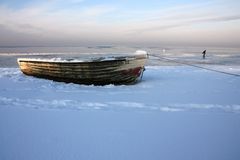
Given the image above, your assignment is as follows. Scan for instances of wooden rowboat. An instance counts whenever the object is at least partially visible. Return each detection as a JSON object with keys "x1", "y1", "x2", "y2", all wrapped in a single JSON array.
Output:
[{"x1": 17, "y1": 51, "x2": 148, "y2": 85}]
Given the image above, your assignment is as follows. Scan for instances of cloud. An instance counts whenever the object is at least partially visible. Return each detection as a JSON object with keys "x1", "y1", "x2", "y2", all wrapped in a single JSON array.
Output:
[
  {"x1": 200, "y1": 15, "x2": 240, "y2": 22},
  {"x1": 0, "y1": 2, "x2": 122, "y2": 46},
  {"x1": 41, "y1": 0, "x2": 85, "y2": 4},
  {"x1": 133, "y1": 14, "x2": 240, "y2": 33},
  {"x1": 0, "y1": 0, "x2": 240, "y2": 46},
  {"x1": 68, "y1": 0, "x2": 85, "y2": 4},
  {"x1": 0, "y1": 24, "x2": 46, "y2": 46},
  {"x1": 81, "y1": 5, "x2": 116, "y2": 17},
  {"x1": 121, "y1": 1, "x2": 240, "y2": 40},
  {"x1": 0, "y1": 2, "x2": 117, "y2": 34}
]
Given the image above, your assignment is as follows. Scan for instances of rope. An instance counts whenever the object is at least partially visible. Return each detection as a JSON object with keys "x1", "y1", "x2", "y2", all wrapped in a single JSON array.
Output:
[{"x1": 149, "y1": 54, "x2": 240, "y2": 77}]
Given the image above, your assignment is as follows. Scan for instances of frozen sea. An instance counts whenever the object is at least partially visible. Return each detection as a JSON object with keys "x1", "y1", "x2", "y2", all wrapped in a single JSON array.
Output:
[{"x1": 0, "y1": 46, "x2": 240, "y2": 160}]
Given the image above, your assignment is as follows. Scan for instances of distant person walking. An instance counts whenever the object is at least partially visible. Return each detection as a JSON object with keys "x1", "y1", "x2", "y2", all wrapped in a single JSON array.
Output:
[{"x1": 202, "y1": 50, "x2": 206, "y2": 59}]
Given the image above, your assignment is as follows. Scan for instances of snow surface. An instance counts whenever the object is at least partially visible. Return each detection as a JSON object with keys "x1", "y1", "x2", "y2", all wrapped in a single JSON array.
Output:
[
  {"x1": 1, "y1": 66, "x2": 240, "y2": 160},
  {"x1": 17, "y1": 50, "x2": 148, "y2": 63}
]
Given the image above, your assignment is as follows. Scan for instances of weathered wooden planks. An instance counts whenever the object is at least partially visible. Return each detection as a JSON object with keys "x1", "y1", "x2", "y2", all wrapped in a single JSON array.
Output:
[{"x1": 18, "y1": 54, "x2": 147, "y2": 85}]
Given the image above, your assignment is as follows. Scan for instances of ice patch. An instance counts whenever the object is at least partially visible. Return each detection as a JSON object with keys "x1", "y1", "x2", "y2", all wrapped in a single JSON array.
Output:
[
  {"x1": 160, "y1": 107, "x2": 184, "y2": 112},
  {"x1": 1, "y1": 67, "x2": 240, "y2": 114},
  {"x1": 1, "y1": 96, "x2": 240, "y2": 113},
  {"x1": 215, "y1": 54, "x2": 231, "y2": 57},
  {"x1": 108, "y1": 102, "x2": 145, "y2": 108},
  {"x1": 0, "y1": 68, "x2": 21, "y2": 78},
  {"x1": 169, "y1": 103, "x2": 240, "y2": 113}
]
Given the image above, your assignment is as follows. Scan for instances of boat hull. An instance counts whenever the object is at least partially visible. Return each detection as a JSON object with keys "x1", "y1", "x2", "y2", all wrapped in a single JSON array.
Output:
[{"x1": 18, "y1": 55, "x2": 147, "y2": 85}]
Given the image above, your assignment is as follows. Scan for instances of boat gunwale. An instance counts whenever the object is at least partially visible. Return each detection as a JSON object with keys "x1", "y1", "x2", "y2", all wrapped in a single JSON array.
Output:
[{"x1": 17, "y1": 55, "x2": 147, "y2": 64}]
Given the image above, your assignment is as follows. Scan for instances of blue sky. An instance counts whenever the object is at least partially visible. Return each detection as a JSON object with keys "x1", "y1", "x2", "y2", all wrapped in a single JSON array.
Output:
[{"x1": 0, "y1": 0, "x2": 240, "y2": 47}]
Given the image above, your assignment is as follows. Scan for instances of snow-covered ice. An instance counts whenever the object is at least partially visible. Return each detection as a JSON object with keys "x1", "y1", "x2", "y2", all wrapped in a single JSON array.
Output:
[
  {"x1": 1, "y1": 66, "x2": 240, "y2": 160},
  {"x1": 1, "y1": 66, "x2": 240, "y2": 113}
]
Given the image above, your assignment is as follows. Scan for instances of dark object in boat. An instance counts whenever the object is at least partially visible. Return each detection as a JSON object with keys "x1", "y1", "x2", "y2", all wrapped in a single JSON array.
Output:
[{"x1": 17, "y1": 51, "x2": 148, "y2": 85}]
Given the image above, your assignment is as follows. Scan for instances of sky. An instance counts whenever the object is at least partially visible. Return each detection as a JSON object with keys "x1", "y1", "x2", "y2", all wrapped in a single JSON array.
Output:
[{"x1": 0, "y1": 0, "x2": 240, "y2": 47}]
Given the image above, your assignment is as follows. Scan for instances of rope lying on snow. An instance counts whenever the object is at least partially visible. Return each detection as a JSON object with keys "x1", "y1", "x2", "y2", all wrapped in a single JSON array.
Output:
[{"x1": 149, "y1": 54, "x2": 240, "y2": 77}]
